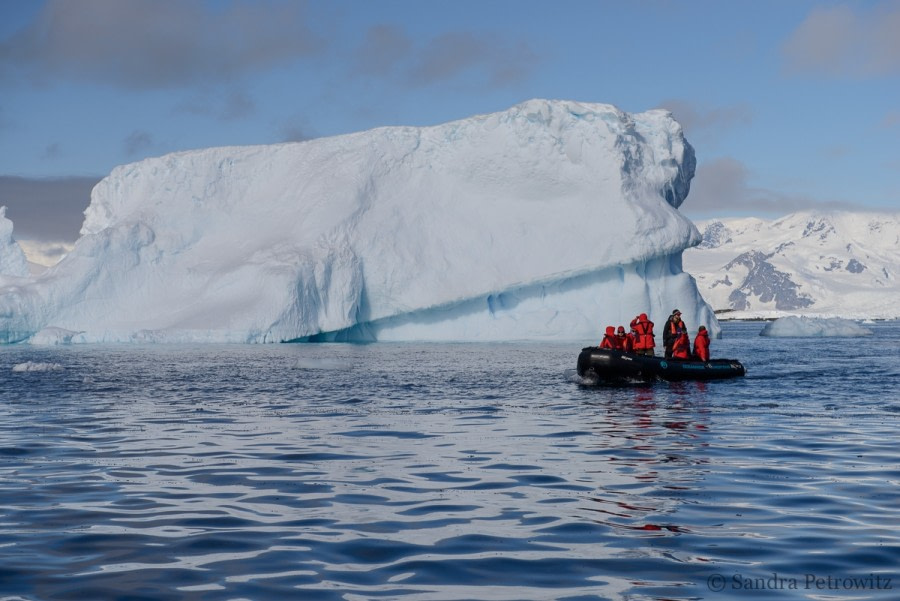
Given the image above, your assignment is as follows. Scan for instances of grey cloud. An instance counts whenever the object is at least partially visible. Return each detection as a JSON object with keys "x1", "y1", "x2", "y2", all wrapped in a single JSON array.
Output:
[
  {"x1": 487, "y1": 41, "x2": 539, "y2": 87},
  {"x1": 173, "y1": 97, "x2": 217, "y2": 118},
  {"x1": 0, "y1": 0, "x2": 324, "y2": 89},
  {"x1": 882, "y1": 111, "x2": 900, "y2": 128},
  {"x1": 0, "y1": 175, "x2": 99, "y2": 242},
  {"x1": 409, "y1": 32, "x2": 537, "y2": 87},
  {"x1": 782, "y1": 3, "x2": 900, "y2": 77},
  {"x1": 822, "y1": 145, "x2": 850, "y2": 160},
  {"x1": 176, "y1": 89, "x2": 257, "y2": 121},
  {"x1": 354, "y1": 25, "x2": 412, "y2": 77},
  {"x1": 277, "y1": 109, "x2": 318, "y2": 142},
  {"x1": 123, "y1": 130, "x2": 154, "y2": 157},
  {"x1": 408, "y1": 32, "x2": 494, "y2": 85},
  {"x1": 280, "y1": 123, "x2": 316, "y2": 143},
  {"x1": 221, "y1": 90, "x2": 255, "y2": 121},
  {"x1": 685, "y1": 157, "x2": 859, "y2": 217},
  {"x1": 355, "y1": 25, "x2": 538, "y2": 88},
  {"x1": 658, "y1": 100, "x2": 753, "y2": 143},
  {"x1": 41, "y1": 143, "x2": 62, "y2": 159}
]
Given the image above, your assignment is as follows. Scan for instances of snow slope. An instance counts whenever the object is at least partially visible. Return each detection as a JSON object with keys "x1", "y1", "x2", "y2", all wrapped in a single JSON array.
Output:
[
  {"x1": 0, "y1": 99, "x2": 714, "y2": 344},
  {"x1": 684, "y1": 211, "x2": 900, "y2": 320}
]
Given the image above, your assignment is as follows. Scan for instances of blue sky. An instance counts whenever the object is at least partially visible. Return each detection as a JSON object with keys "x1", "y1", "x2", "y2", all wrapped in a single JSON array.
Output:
[{"x1": 1, "y1": 0, "x2": 898, "y2": 247}]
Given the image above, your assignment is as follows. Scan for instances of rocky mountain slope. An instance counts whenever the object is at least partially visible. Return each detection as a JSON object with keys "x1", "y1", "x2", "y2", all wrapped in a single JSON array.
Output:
[{"x1": 683, "y1": 211, "x2": 900, "y2": 319}]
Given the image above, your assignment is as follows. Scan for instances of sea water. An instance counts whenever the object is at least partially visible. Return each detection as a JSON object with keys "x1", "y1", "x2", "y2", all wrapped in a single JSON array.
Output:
[{"x1": 1, "y1": 321, "x2": 899, "y2": 601}]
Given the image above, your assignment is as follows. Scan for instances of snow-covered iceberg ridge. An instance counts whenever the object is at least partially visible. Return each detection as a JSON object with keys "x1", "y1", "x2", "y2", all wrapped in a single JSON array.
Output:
[{"x1": 0, "y1": 99, "x2": 714, "y2": 343}]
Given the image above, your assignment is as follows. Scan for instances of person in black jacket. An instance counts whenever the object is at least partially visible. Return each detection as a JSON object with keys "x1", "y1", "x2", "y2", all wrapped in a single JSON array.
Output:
[{"x1": 662, "y1": 309, "x2": 687, "y2": 359}]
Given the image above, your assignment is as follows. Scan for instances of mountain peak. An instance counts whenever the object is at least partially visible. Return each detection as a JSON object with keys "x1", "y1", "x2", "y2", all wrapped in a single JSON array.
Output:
[{"x1": 684, "y1": 210, "x2": 900, "y2": 319}]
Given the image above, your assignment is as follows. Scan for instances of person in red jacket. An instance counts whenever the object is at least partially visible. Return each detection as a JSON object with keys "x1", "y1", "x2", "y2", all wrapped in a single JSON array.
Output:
[
  {"x1": 616, "y1": 326, "x2": 634, "y2": 353},
  {"x1": 599, "y1": 326, "x2": 619, "y2": 349},
  {"x1": 693, "y1": 325, "x2": 710, "y2": 362},
  {"x1": 671, "y1": 329, "x2": 691, "y2": 359},
  {"x1": 630, "y1": 313, "x2": 655, "y2": 356}
]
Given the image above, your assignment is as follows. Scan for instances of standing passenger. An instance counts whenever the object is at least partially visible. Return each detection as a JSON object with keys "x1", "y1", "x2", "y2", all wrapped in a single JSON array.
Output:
[
  {"x1": 693, "y1": 325, "x2": 710, "y2": 362},
  {"x1": 630, "y1": 313, "x2": 656, "y2": 356},
  {"x1": 662, "y1": 309, "x2": 686, "y2": 359}
]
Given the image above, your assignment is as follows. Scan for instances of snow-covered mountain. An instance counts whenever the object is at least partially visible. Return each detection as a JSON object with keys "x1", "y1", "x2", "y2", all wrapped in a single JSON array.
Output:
[
  {"x1": 683, "y1": 211, "x2": 900, "y2": 320},
  {"x1": 0, "y1": 99, "x2": 715, "y2": 344}
]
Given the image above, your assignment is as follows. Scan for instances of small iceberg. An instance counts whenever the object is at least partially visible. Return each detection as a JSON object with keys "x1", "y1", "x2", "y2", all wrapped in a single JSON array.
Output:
[
  {"x1": 12, "y1": 361, "x2": 64, "y2": 372},
  {"x1": 759, "y1": 316, "x2": 873, "y2": 337}
]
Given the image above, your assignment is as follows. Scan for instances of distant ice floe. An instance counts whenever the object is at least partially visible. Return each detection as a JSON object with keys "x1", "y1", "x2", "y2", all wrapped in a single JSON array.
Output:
[
  {"x1": 12, "y1": 361, "x2": 64, "y2": 372},
  {"x1": 759, "y1": 316, "x2": 873, "y2": 337},
  {"x1": 294, "y1": 358, "x2": 352, "y2": 370}
]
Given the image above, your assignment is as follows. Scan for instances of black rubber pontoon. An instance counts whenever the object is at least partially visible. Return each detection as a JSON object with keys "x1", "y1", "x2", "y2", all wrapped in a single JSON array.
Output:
[{"x1": 577, "y1": 347, "x2": 745, "y2": 382}]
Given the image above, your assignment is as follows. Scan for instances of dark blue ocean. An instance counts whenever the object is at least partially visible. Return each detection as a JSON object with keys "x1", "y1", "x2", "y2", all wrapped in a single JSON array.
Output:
[{"x1": 2, "y1": 321, "x2": 899, "y2": 601}]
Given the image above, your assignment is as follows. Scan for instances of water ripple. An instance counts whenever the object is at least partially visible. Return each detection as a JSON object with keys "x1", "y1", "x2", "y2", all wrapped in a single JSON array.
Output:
[{"x1": 1, "y1": 323, "x2": 899, "y2": 599}]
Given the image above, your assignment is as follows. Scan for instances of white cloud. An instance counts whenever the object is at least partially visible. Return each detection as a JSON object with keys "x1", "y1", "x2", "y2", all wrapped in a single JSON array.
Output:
[{"x1": 17, "y1": 239, "x2": 74, "y2": 269}]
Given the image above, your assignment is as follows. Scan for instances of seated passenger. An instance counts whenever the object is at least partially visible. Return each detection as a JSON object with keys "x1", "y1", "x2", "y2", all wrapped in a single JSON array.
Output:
[
  {"x1": 693, "y1": 325, "x2": 710, "y2": 362},
  {"x1": 671, "y1": 330, "x2": 691, "y2": 360},
  {"x1": 616, "y1": 326, "x2": 634, "y2": 352},
  {"x1": 599, "y1": 326, "x2": 619, "y2": 349}
]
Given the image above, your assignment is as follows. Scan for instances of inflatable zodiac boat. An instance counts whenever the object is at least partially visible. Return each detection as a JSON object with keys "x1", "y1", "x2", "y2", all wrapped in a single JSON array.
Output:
[{"x1": 576, "y1": 347, "x2": 745, "y2": 382}]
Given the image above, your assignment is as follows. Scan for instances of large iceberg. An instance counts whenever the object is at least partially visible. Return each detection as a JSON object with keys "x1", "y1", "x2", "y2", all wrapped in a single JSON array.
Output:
[{"x1": 0, "y1": 99, "x2": 716, "y2": 344}]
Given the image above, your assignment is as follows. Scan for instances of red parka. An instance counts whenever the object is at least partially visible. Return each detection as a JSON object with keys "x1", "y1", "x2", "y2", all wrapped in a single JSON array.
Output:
[
  {"x1": 672, "y1": 332, "x2": 691, "y2": 359},
  {"x1": 599, "y1": 326, "x2": 619, "y2": 349},
  {"x1": 693, "y1": 328, "x2": 710, "y2": 362},
  {"x1": 630, "y1": 314, "x2": 655, "y2": 351},
  {"x1": 616, "y1": 326, "x2": 634, "y2": 353}
]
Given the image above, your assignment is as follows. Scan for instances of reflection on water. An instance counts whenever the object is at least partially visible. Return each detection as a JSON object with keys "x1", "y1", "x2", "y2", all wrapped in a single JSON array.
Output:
[{"x1": 1, "y1": 322, "x2": 899, "y2": 600}]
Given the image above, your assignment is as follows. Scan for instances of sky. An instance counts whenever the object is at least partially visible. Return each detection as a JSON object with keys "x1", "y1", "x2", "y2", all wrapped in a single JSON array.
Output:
[{"x1": 1, "y1": 0, "x2": 898, "y2": 263}]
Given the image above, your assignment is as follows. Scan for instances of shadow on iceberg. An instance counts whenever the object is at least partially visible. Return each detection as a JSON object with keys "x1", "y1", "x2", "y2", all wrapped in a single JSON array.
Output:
[{"x1": 288, "y1": 257, "x2": 716, "y2": 343}]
